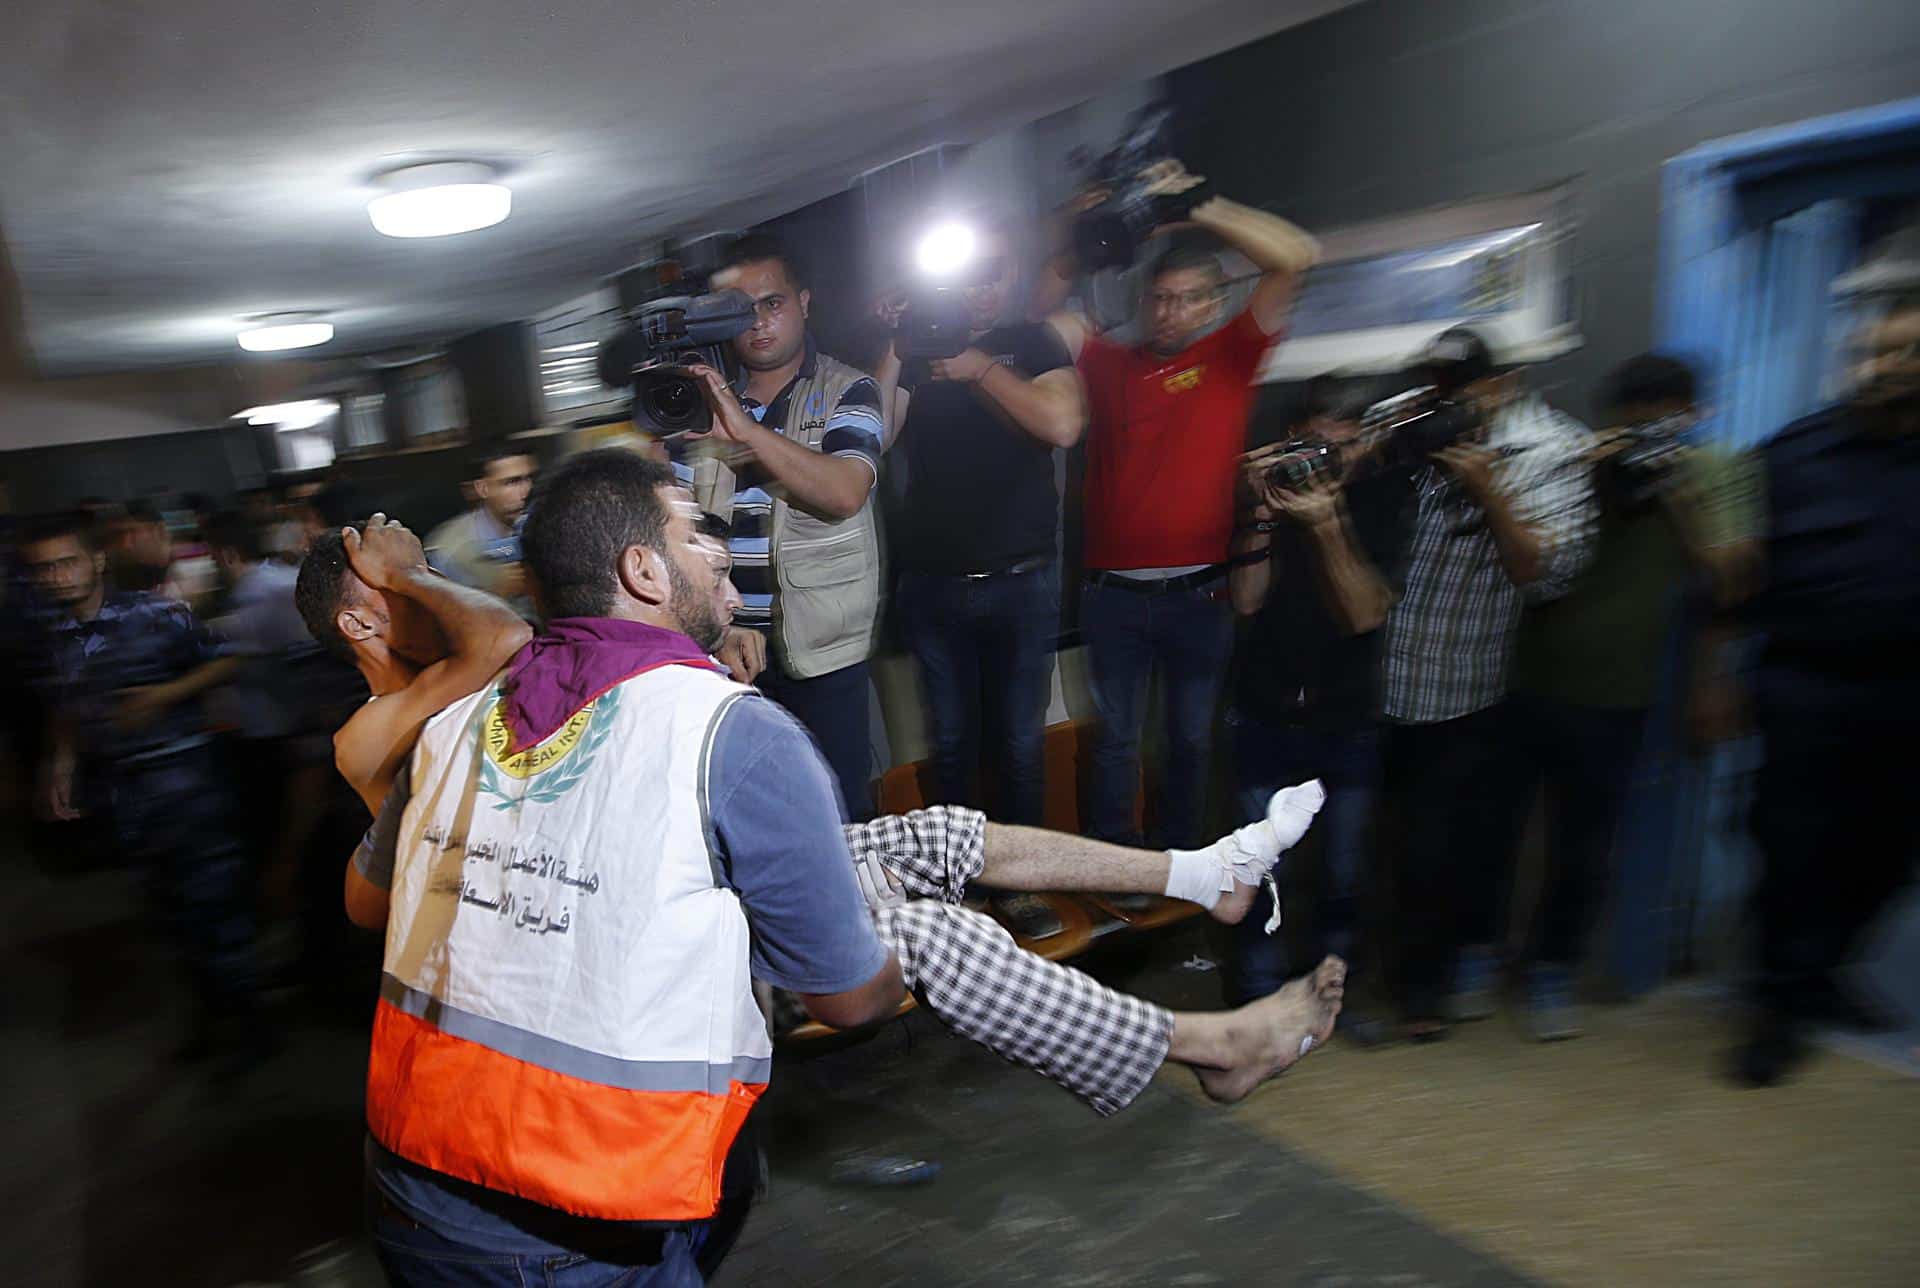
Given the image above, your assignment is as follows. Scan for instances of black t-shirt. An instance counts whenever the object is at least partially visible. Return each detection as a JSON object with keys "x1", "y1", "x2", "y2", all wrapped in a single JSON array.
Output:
[
  {"x1": 895, "y1": 322, "x2": 1074, "y2": 575},
  {"x1": 1233, "y1": 465, "x2": 1417, "y2": 726}
]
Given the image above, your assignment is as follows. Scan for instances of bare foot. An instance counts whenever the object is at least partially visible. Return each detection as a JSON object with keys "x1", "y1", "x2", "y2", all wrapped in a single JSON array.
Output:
[{"x1": 1196, "y1": 956, "x2": 1345, "y2": 1104}]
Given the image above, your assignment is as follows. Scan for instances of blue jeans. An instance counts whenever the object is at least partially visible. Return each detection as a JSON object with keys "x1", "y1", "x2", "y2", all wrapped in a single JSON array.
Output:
[
  {"x1": 1080, "y1": 577, "x2": 1235, "y2": 849},
  {"x1": 898, "y1": 564, "x2": 1060, "y2": 825},
  {"x1": 760, "y1": 656, "x2": 873, "y2": 822},
  {"x1": 369, "y1": 1191, "x2": 749, "y2": 1286},
  {"x1": 1229, "y1": 714, "x2": 1383, "y2": 1002}
]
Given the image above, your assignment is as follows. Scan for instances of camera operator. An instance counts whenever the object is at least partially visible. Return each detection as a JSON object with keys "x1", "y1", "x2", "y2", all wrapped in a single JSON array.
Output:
[
  {"x1": 871, "y1": 221, "x2": 1086, "y2": 936},
  {"x1": 1042, "y1": 164, "x2": 1319, "y2": 853},
  {"x1": 1732, "y1": 289, "x2": 1920, "y2": 1086},
  {"x1": 1379, "y1": 327, "x2": 1597, "y2": 1042},
  {"x1": 1227, "y1": 375, "x2": 1416, "y2": 1045},
  {"x1": 674, "y1": 232, "x2": 886, "y2": 820},
  {"x1": 1489, "y1": 353, "x2": 1760, "y2": 1041}
]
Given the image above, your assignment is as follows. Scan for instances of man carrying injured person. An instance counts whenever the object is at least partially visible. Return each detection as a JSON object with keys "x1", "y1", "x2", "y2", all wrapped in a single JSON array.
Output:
[{"x1": 298, "y1": 449, "x2": 1341, "y2": 1282}]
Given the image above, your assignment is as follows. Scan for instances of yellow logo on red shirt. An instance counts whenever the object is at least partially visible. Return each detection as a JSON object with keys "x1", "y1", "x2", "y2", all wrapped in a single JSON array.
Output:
[{"x1": 1162, "y1": 365, "x2": 1206, "y2": 394}]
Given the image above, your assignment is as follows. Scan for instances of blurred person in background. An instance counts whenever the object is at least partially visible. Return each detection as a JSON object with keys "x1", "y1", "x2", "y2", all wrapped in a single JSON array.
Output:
[
  {"x1": 20, "y1": 510, "x2": 267, "y2": 1076},
  {"x1": 1489, "y1": 354, "x2": 1761, "y2": 1041},
  {"x1": 1379, "y1": 328, "x2": 1597, "y2": 1042},
  {"x1": 107, "y1": 498, "x2": 173, "y2": 594},
  {"x1": 425, "y1": 445, "x2": 537, "y2": 616},
  {"x1": 1228, "y1": 374, "x2": 1417, "y2": 1045},
  {"x1": 1734, "y1": 289, "x2": 1920, "y2": 1086},
  {"x1": 873, "y1": 218, "x2": 1086, "y2": 937},
  {"x1": 674, "y1": 232, "x2": 887, "y2": 820},
  {"x1": 204, "y1": 508, "x2": 325, "y2": 949},
  {"x1": 1044, "y1": 164, "x2": 1319, "y2": 860}
]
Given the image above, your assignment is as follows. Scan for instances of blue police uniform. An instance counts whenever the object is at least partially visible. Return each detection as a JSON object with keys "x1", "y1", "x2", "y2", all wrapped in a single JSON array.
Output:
[{"x1": 36, "y1": 591, "x2": 259, "y2": 1020}]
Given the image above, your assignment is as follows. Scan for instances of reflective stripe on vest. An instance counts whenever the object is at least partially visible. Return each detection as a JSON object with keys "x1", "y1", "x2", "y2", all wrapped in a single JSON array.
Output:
[{"x1": 369, "y1": 663, "x2": 771, "y2": 1222}]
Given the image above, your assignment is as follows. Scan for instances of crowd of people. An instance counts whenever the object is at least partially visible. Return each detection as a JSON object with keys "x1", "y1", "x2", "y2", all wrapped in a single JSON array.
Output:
[{"x1": 2, "y1": 165, "x2": 1915, "y2": 1282}]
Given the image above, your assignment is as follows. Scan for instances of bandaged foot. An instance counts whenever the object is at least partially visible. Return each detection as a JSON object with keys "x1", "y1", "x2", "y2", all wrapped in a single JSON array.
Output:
[
  {"x1": 1196, "y1": 955, "x2": 1345, "y2": 1105},
  {"x1": 1164, "y1": 779, "x2": 1326, "y2": 925}
]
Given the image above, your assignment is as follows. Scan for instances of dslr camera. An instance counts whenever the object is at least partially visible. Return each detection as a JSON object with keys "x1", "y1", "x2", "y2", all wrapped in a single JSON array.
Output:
[
  {"x1": 1359, "y1": 388, "x2": 1485, "y2": 470},
  {"x1": 1263, "y1": 440, "x2": 1340, "y2": 492},
  {"x1": 1071, "y1": 102, "x2": 1208, "y2": 274},
  {"x1": 597, "y1": 289, "x2": 758, "y2": 436},
  {"x1": 895, "y1": 285, "x2": 976, "y2": 362},
  {"x1": 1604, "y1": 414, "x2": 1689, "y2": 510}
]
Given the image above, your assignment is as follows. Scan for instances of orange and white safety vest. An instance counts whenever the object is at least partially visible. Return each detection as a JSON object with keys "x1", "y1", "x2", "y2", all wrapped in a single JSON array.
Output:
[{"x1": 367, "y1": 663, "x2": 768, "y2": 1222}]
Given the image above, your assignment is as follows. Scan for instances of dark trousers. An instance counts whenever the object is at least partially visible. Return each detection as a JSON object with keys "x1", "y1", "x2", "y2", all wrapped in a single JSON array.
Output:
[
  {"x1": 111, "y1": 748, "x2": 259, "y2": 1016},
  {"x1": 1229, "y1": 713, "x2": 1383, "y2": 1002},
  {"x1": 898, "y1": 564, "x2": 1059, "y2": 826},
  {"x1": 1387, "y1": 707, "x2": 1507, "y2": 1019},
  {"x1": 760, "y1": 656, "x2": 874, "y2": 822},
  {"x1": 370, "y1": 1189, "x2": 751, "y2": 1287},
  {"x1": 1750, "y1": 701, "x2": 1915, "y2": 1022},
  {"x1": 1080, "y1": 578, "x2": 1235, "y2": 849},
  {"x1": 1486, "y1": 693, "x2": 1649, "y2": 968}
]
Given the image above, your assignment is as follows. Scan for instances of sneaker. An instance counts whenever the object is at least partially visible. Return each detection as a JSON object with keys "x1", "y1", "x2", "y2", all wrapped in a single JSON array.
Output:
[
  {"x1": 1732, "y1": 1013, "x2": 1809, "y2": 1087},
  {"x1": 1448, "y1": 946, "x2": 1499, "y2": 1022},
  {"x1": 992, "y1": 892, "x2": 1064, "y2": 940},
  {"x1": 1336, "y1": 1008, "x2": 1393, "y2": 1049},
  {"x1": 1525, "y1": 964, "x2": 1583, "y2": 1042}
]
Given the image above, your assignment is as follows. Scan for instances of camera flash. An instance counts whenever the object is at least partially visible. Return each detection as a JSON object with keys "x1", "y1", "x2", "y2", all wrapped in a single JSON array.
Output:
[{"x1": 916, "y1": 222, "x2": 977, "y2": 278}]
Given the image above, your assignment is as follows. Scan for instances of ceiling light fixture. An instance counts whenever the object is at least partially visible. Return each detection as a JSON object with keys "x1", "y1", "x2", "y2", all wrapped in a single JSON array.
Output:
[
  {"x1": 368, "y1": 162, "x2": 512, "y2": 238},
  {"x1": 237, "y1": 313, "x2": 334, "y2": 352},
  {"x1": 234, "y1": 400, "x2": 340, "y2": 431}
]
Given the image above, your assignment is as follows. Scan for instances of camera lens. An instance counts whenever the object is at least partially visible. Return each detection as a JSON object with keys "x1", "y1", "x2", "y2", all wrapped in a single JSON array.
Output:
[{"x1": 639, "y1": 371, "x2": 702, "y2": 431}]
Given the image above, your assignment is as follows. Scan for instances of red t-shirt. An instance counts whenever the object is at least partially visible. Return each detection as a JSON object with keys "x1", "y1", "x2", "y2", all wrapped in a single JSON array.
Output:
[{"x1": 1077, "y1": 310, "x2": 1276, "y2": 570}]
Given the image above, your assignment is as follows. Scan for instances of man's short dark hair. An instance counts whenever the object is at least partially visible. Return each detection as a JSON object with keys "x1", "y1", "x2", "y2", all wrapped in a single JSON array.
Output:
[
  {"x1": 521, "y1": 449, "x2": 678, "y2": 620},
  {"x1": 469, "y1": 443, "x2": 535, "y2": 482},
  {"x1": 1299, "y1": 371, "x2": 1382, "y2": 426},
  {"x1": 295, "y1": 529, "x2": 359, "y2": 660},
  {"x1": 203, "y1": 509, "x2": 264, "y2": 563},
  {"x1": 722, "y1": 232, "x2": 807, "y2": 290},
  {"x1": 122, "y1": 498, "x2": 166, "y2": 527},
  {"x1": 1147, "y1": 241, "x2": 1224, "y2": 287},
  {"x1": 20, "y1": 509, "x2": 98, "y2": 553},
  {"x1": 1601, "y1": 353, "x2": 1699, "y2": 418},
  {"x1": 308, "y1": 481, "x2": 370, "y2": 531}
]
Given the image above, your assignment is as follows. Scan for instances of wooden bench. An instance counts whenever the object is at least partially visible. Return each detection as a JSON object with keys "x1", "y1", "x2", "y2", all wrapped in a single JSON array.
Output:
[{"x1": 779, "y1": 719, "x2": 1199, "y2": 1042}]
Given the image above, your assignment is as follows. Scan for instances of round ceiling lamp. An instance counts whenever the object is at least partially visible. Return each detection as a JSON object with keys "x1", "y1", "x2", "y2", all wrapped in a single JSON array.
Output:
[
  {"x1": 237, "y1": 313, "x2": 334, "y2": 352},
  {"x1": 368, "y1": 162, "x2": 512, "y2": 239}
]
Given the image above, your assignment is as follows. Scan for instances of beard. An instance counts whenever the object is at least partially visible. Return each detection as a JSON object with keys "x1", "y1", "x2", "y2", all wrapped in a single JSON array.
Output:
[{"x1": 666, "y1": 557, "x2": 727, "y2": 654}]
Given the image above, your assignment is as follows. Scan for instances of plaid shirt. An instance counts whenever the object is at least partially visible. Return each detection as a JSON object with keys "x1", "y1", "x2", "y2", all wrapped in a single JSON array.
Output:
[{"x1": 1382, "y1": 396, "x2": 1597, "y2": 724}]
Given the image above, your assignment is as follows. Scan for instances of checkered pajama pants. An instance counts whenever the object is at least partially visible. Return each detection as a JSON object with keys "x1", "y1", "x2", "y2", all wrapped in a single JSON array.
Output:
[{"x1": 845, "y1": 807, "x2": 1174, "y2": 1117}]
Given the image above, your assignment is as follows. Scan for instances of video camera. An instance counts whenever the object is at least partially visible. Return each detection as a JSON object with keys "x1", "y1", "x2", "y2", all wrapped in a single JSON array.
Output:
[
  {"x1": 888, "y1": 221, "x2": 997, "y2": 362},
  {"x1": 1070, "y1": 102, "x2": 1208, "y2": 274},
  {"x1": 597, "y1": 289, "x2": 758, "y2": 435}
]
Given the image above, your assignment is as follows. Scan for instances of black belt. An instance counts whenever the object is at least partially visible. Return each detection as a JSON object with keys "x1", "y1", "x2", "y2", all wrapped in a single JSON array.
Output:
[
  {"x1": 1084, "y1": 566, "x2": 1226, "y2": 595},
  {"x1": 958, "y1": 556, "x2": 1052, "y2": 581}
]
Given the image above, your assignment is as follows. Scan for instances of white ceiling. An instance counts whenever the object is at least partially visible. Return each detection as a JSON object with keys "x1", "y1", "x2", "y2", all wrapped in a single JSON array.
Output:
[{"x1": 0, "y1": 0, "x2": 1352, "y2": 377}]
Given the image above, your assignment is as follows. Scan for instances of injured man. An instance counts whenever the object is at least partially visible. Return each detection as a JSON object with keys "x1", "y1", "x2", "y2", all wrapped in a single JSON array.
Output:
[{"x1": 297, "y1": 497, "x2": 1343, "y2": 1125}]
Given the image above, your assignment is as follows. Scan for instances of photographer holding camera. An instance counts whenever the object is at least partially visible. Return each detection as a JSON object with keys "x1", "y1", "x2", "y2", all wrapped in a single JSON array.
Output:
[
  {"x1": 1227, "y1": 376, "x2": 1417, "y2": 1044},
  {"x1": 1487, "y1": 353, "x2": 1760, "y2": 1041},
  {"x1": 1378, "y1": 327, "x2": 1597, "y2": 1042},
  {"x1": 672, "y1": 232, "x2": 888, "y2": 820},
  {"x1": 1041, "y1": 163, "x2": 1319, "y2": 854},
  {"x1": 872, "y1": 221, "x2": 1086, "y2": 935}
]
